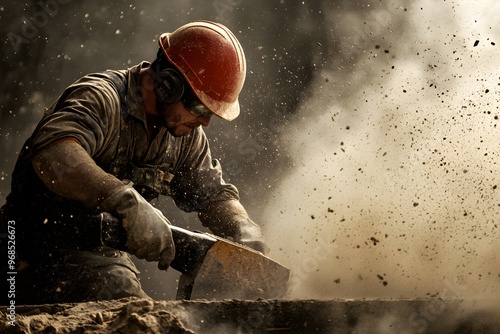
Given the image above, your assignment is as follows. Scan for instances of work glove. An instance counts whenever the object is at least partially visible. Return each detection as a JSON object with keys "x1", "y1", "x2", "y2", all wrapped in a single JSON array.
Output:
[
  {"x1": 99, "y1": 182, "x2": 175, "y2": 270},
  {"x1": 198, "y1": 200, "x2": 270, "y2": 254},
  {"x1": 232, "y1": 217, "x2": 271, "y2": 254}
]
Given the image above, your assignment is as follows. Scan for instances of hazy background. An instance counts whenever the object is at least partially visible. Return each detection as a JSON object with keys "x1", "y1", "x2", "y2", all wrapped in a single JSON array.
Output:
[{"x1": 1, "y1": 0, "x2": 499, "y2": 304}]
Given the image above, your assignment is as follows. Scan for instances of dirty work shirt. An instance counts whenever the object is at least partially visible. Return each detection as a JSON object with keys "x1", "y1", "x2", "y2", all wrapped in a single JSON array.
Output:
[
  {"x1": 30, "y1": 61, "x2": 239, "y2": 209},
  {"x1": 1, "y1": 62, "x2": 239, "y2": 303}
]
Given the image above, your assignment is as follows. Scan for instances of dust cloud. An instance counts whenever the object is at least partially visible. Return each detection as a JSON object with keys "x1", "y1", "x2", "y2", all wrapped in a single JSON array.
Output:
[
  {"x1": 1, "y1": 1, "x2": 499, "y2": 311},
  {"x1": 264, "y1": 0, "x2": 500, "y2": 303}
]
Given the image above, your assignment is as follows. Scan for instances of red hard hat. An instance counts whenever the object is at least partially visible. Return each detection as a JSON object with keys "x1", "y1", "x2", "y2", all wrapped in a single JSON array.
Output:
[{"x1": 158, "y1": 21, "x2": 246, "y2": 121}]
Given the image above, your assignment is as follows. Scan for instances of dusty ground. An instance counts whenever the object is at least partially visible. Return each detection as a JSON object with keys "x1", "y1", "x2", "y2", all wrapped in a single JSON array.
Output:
[{"x1": 1, "y1": 297, "x2": 500, "y2": 333}]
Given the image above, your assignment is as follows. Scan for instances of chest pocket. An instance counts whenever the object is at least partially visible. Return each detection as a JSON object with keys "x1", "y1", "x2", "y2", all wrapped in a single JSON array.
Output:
[{"x1": 98, "y1": 70, "x2": 174, "y2": 200}]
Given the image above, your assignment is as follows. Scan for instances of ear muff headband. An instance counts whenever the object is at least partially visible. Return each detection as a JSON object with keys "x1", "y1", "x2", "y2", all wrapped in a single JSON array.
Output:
[{"x1": 153, "y1": 68, "x2": 185, "y2": 104}]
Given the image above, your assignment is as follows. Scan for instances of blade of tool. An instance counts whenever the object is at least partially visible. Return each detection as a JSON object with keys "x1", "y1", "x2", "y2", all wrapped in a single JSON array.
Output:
[{"x1": 188, "y1": 236, "x2": 290, "y2": 300}]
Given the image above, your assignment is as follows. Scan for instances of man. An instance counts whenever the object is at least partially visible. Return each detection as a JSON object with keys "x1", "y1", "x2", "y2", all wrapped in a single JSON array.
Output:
[{"x1": 1, "y1": 21, "x2": 269, "y2": 304}]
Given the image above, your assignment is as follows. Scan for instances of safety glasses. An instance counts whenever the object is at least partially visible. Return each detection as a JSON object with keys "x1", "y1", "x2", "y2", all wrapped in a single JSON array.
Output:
[{"x1": 182, "y1": 93, "x2": 213, "y2": 118}]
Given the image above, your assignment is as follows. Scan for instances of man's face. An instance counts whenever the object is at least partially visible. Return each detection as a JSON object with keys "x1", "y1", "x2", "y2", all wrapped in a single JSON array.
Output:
[{"x1": 157, "y1": 100, "x2": 212, "y2": 137}]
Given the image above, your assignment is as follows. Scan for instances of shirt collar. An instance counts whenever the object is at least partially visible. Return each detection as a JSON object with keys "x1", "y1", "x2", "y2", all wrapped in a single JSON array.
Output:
[{"x1": 126, "y1": 61, "x2": 150, "y2": 123}]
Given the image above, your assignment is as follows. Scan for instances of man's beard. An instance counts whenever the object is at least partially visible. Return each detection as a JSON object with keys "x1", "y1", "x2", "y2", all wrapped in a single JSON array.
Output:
[
  {"x1": 156, "y1": 100, "x2": 199, "y2": 137},
  {"x1": 166, "y1": 122, "x2": 199, "y2": 137}
]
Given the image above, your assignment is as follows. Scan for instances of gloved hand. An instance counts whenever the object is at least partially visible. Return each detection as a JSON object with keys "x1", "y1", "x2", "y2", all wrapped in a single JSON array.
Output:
[
  {"x1": 99, "y1": 182, "x2": 175, "y2": 270},
  {"x1": 198, "y1": 200, "x2": 270, "y2": 254},
  {"x1": 233, "y1": 218, "x2": 271, "y2": 254}
]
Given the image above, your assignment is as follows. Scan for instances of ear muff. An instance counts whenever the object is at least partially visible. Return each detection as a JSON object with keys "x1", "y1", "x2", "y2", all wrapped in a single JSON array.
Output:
[{"x1": 152, "y1": 68, "x2": 185, "y2": 104}]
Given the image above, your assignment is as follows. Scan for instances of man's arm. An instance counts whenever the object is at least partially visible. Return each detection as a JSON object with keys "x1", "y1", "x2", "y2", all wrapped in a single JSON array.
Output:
[
  {"x1": 169, "y1": 128, "x2": 269, "y2": 253},
  {"x1": 32, "y1": 138, "x2": 123, "y2": 206},
  {"x1": 32, "y1": 139, "x2": 175, "y2": 269},
  {"x1": 198, "y1": 199, "x2": 270, "y2": 254}
]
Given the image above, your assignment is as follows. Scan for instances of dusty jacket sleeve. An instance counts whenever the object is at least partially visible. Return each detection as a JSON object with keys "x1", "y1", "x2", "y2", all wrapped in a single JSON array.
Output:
[
  {"x1": 169, "y1": 127, "x2": 239, "y2": 213},
  {"x1": 29, "y1": 77, "x2": 120, "y2": 158}
]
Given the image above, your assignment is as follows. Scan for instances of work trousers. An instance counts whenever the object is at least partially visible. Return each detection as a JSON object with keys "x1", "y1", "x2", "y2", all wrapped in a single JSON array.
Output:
[{"x1": 13, "y1": 246, "x2": 149, "y2": 305}]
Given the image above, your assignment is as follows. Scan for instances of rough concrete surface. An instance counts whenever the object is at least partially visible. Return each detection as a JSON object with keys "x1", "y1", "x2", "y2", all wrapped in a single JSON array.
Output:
[{"x1": 2, "y1": 298, "x2": 500, "y2": 333}]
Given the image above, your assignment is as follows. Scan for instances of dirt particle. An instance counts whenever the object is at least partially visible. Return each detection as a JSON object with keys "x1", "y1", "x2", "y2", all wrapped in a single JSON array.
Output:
[{"x1": 376, "y1": 274, "x2": 389, "y2": 286}]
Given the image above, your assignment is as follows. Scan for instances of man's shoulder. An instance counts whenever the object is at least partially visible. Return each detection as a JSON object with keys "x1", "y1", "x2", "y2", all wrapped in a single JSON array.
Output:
[
  {"x1": 71, "y1": 69, "x2": 127, "y2": 93},
  {"x1": 62, "y1": 72, "x2": 124, "y2": 105},
  {"x1": 68, "y1": 62, "x2": 147, "y2": 95}
]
